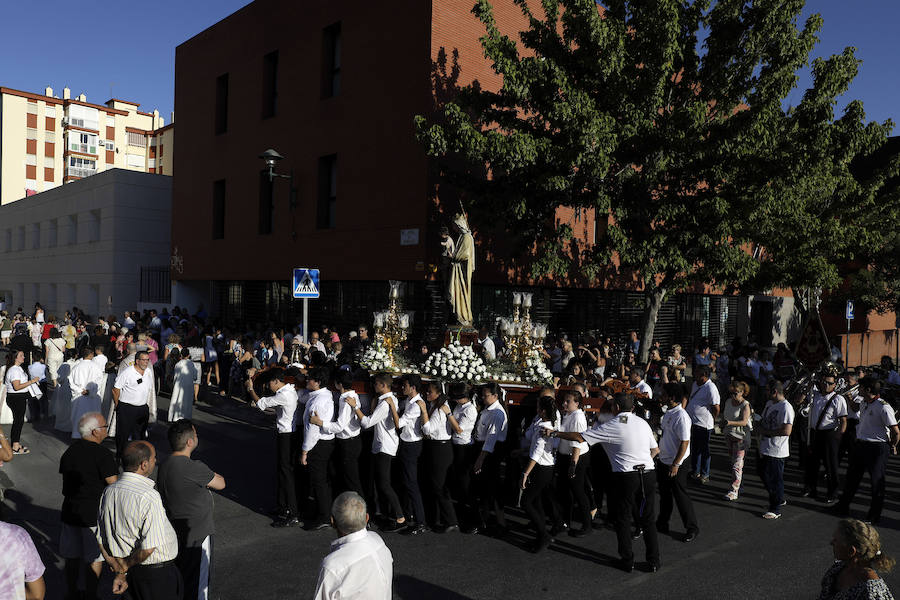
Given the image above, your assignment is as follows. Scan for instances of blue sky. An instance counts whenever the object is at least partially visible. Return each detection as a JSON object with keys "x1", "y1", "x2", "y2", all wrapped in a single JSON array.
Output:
[{"x1": 0, "y1": 1, "x2": 897, "y2": 130}]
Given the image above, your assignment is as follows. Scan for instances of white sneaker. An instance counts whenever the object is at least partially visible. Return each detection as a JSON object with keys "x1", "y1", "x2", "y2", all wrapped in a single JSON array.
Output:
[
  {"x1": 724, "y1": 491, "x2": 738, "y2": 501},
  {"x1": 762, "y1": 511, "x2": 781, "y2": 520}
]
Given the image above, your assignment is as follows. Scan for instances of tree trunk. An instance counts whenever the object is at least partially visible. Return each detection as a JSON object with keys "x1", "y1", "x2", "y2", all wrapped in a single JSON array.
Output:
[{"x1": 639, "y1": 286, "x2": 667, "y2": 365}]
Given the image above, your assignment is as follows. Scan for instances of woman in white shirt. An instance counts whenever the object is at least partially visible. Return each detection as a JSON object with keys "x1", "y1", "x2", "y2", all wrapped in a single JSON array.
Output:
[
  {"x1": 4, "y1": 350, "x2": 40, "y2": 453},
  {"x1": 520, "y1": 395, "x2": 561, "y2": 552},
  {"x1": 556, "y1": 390, "x2": 593, "y2": 537},
  {"x1": 422, "y1": 382, "x2": 460, "y2": 533}
]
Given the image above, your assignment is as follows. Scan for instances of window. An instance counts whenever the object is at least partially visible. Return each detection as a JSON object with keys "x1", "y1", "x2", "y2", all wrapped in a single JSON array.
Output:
[
  {"x1": 126, "y1": 154, "x2": 144, "y2": 168},
  {"x1": 48, "y1": 219, "x2": 57, "y2": 248},
  {"x1": 4, "y1": 229, "x2": 11, "y2": 252},
  {"x1": 262, "y1": 50, "x2": 279, "y2": 118},
  {"x1": 88, "y1": 209, "x2": 101, "y2": 242},
  {"x1": 69, "y1": 132, "x2": 98, "y2": 154},
  {"x1": 127, "y1": 131, "x2": 146, "y2": 147},
  {"x1": 317, "y1": 155, "x2": 337, "y2": 229},
  {"x1": 17, "y1": 226, "x2": 25, "y2": 251},
  {"x1": 67, "y1": 105, "x2": 99, "y2": 130},
  {"x1": 67, "y1": 214, "x2": 77, "y2": 245},
  {"x1": 258, "y1": 170, "x2": 274, "y2": 235},
  {"x1": 31, "y1": 223, "x2": 40, "y2": 250},
  {"x1": 215, "y1": 73, "x2": 229, "y2": 134},
  {"x1": 212, "y1": 179, "x2": 226, "y2": 239},
  {"x1": 322, "y1": 23, "x2": 341, "y2": 98}
]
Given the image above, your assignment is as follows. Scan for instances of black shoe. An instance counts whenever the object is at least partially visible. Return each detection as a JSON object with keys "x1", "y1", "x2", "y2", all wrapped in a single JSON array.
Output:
[
  {"x1": 648, "y1": 562, "x2": 661, "y2": 573},
  {"x1": 306, "y1": 521, "x2": 331, "y2": 531},
  {"x1": 461, "y1": 526, "x2": 480, "y2": 535},
  {"x1": 435, "y1": 524, "x2": 459, "y2": 534},
  {"x1": 401, "y1": 523, "x2": 427, "y2": 536},
  {"x1": 631, "y1": 528, "x2": 643, "y2": 540},
  {"x1": 568, "y1": 527, "x2": 590, "y2": 538},
  {"x1": 272, "y1": 516, "x2": 302, "y2": 528},
  {"x1": 550, "y1": 523, "x2": 569, "y2": 536},
  {"x1": 616, "y1": 558, "x2": 634, "y2": 573},
  {"x1": 683, "y1": 531, "x2": 698, "y2": 543},
  {"x1": 381, "y1": 520, "x2": 407, "y2": 533},
  {"x1": 531, "y1": 536, "x2": 553, "y2": 554}
]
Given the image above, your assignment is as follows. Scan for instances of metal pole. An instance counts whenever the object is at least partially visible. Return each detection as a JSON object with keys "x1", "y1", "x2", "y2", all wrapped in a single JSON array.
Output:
[
  {"x1": 303, "y1": 297, "x2": 309, "y2": 344},
  {"x1": 846, "y1": 318, "x2": 851, "y2": 369}
]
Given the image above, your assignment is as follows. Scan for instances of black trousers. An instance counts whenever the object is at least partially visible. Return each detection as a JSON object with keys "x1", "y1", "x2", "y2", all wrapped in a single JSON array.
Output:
[
  {"x1": 336, "y1": 436, "x2": 363, "y2": 495},
  {"x1": 610, "y1": 470, "x2": 659, "y2": 565},
  {"x1": 398, "y1": 440, "x2": 426, "y2": 524},
  {"x1": 656, "y1": 462, "x2": 699, "y2": 534},
  {"x1": 589, "y1": 444, "x2": 612, "y2": 518},
  {"x1": 359, "y1": 430, "x2": 377, "y2": 512},
  {"x1": 128, "y1": 562, "x2": 183, "y2": 600},
  {"x1": 373, "y1": 452, "x2": 404, "y2": 519},
  {"x1": 522, "y1": 464, "x2": 559, "y2": 541},
  {"x1": 451, "y1": 443, "x2": 479, "y2": 526},
  {"x1": 6, "y1": 392, "x2": 28, "y2": 443},
  {"x1": 839, "y1": 420, "x2": 858, "y2": 465},
  {"x1": 474, "y1": 445, "x2": 506, "y2": 528},
  {"x1": 172, "y1": 531, "x2": 212, "y2": 600},
  {"x1": 115, "y1": 403, "x2": 149, "y2": 459},
  {"x1": 839, "y1": 440, "x2": 890, "y2": 523},
  {"x1": 276, "y1": 432, "x2": 299, "y2": 515},
  {"x1": 425, "y1": 440, "x2": 458, "y2": 526},
  {"x1": 555, "y1": 453, "x2": 592, "y2": 530},
  {"x1": 805, "y1": 428, "x2": 842, "y2": 497},
  {"x1": 306, "y1": 439, "x2": 335, "y2": 524}
]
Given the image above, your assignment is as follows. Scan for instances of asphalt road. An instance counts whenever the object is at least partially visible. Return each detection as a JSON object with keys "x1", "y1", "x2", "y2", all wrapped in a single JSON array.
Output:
[{"x1": 4, "y1": 395, "x2": 900, "y2": 600}]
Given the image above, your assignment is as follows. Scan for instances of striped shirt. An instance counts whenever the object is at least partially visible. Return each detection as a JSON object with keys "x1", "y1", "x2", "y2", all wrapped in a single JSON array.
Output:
[{"x1": 97, "y1": 472, "x2": 178, "y2": 564}]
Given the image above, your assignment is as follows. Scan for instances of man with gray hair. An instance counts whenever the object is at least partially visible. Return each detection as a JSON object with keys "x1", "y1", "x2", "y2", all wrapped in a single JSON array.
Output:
[
  {"x1": 59, "y1": 412, "x2": 118, "y2": 600},
  {"x1": 314, "y1": 492, "x2": 393, "y2": 600}
]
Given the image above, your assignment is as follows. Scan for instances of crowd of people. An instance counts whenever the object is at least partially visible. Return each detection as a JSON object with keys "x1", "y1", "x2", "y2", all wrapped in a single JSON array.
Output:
[{"x1": 1, "y1": 302, "x2": 900, "y2": 598}]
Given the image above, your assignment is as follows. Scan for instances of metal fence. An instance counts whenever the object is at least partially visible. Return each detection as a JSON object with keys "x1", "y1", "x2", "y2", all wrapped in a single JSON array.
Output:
[{"x1": 140, "y1": 266, "x2": 171, "y2": 303}]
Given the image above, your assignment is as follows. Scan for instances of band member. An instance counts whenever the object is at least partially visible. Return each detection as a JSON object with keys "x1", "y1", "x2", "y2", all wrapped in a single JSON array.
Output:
[
  {"x1": 804, "y1": 371, "x2": 847, "y2": 503},
  {"x1": 656, "y1": 383, "x2": 699, "y2": 541}
]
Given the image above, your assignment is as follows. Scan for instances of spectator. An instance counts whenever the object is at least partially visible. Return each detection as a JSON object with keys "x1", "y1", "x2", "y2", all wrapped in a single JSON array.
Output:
[
  {"x1": 819, "y1": 519, "x2": 895, "y2": 600},
  {"x1": 758, "y1": 381, "x2": 794, "y2": 520},
  {"x1": 158, "y1": 419, "x2": 226, "y2": 600},
  {"x1": 0, "y1": 521, "x2": 45, "y2": 600},
  {"x1": 5, "y1": 349, "x2": 40, "y2": 454},
  {"x1": 477, "y1": 327, "x2": 496, "y2": 362},
  {"x1": 314, "y1": 492, "x2": 393, "y2": 600},
  {"x1": 686, "y1": 365, "x2": 720, "y2": 483},
  {"x1": 59, "y1": 412, "x2": 118, "y2": 600},
  {"x1": 719, "y1": 381, "x2": 752, "y2": 501},
  {"x1": 97, "y1": 441, "x2": 181, "y2": 599}
]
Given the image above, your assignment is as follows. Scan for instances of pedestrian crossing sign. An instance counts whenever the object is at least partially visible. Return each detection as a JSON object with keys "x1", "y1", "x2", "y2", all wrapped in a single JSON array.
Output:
[{"x1": 292, "y1": 268, "x2": 320, "y2": 299}]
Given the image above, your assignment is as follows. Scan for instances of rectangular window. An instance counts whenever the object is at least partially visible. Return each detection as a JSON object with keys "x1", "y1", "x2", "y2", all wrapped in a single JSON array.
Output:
[
  {"x1": 48, "y1": 219, "x2": 57, "y2": 248},
  {"x1": 4, "y1": 229, "x2": 11, "y2": 252},
  {"x1": 212, "y1": 179, "x2": 226, "y2": 239},
  {"x1": 215, "y1": 73, "x2": 229, "y2": 134},
  {"x1": 88, "y1": 209, "x2": 101, "y2": 242},
  {"x1": 127, "y1": 131, "x2": 146, "y2": 147},
  {"x1": 317, "y1": 154, "x2": 337, "y2": 229},
  {"x1": 322, "y1": 23, "x2": 342, "y2": 98},
  {"x1": 69, "y1": 132, "x2": 98, "y2": 154},
  {"x1": 67, "y1": 214, "x2": 77, "y2": 245},
  {"x1": 31, "y1": 223, "x2": 40, "y2": 250},
  {"x1": 262, "y1": 50, "x2": 279, "y2": 118},
  {"x1": 126, "y1": 154, "x2": 144, "y2": 168},
  {"x1": 258, "y1": 170, "x2": 274, "y2": 235},
  {"x1": 17, "y1": 226, "x2": 25, "y2": 251}
]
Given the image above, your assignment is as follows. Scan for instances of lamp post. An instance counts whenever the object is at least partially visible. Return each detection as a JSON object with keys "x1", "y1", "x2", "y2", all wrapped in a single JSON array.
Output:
[{"x1": 258, "y1": 148, "x2": 296, "y2": 210}]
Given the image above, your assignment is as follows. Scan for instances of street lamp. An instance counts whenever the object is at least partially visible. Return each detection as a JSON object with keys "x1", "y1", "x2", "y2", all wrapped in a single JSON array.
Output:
[{"x1": 258, "y1": 148, "x2": 296, "y2": 210}]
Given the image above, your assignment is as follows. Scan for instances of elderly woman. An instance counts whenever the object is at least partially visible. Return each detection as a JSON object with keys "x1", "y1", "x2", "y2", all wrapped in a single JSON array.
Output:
[
  {"x1": 720, "y1": 381, "x2": 752, "y2": 501},
  {"x1": 666, "y1": 344, "x2": 686, "y2": 383},
  {"x1": 819, "y1": 519, "x2": 895, "y2": 600}
]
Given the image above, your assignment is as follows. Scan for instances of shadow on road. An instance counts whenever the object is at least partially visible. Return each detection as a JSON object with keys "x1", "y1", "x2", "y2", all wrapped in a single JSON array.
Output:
[{"x1": 395, "y1": 575, "x2": 478, "y2": 600}]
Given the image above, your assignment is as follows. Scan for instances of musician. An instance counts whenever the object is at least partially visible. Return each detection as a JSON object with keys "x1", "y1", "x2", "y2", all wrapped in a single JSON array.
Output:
[
  {"x1": 547, "y1": 393, "x2": 661, "y2": 573},
  {"x1": 835, "y1": 378, "x2": 899, "y2": 524},
  {"x1": 629, "y1": 367, "x2": 653, "y2": 399},
  {"x1": 803, "y1": 372, "x2": 847, "y2": 503},
  {"x1": 839, "y1": 370, "x2": 862, "y2": 466},
  {"x1": 656, "y1": 383, "x2": 699, "y2": 542},
  {"x1": 686, "y1": 365, "x2": 720, "y2": 483}
]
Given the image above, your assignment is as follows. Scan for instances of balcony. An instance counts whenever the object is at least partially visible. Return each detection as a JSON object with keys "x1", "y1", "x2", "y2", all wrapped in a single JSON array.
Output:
[{"x1": 66, "y1": 166, "x2": 97, "y2": 179}]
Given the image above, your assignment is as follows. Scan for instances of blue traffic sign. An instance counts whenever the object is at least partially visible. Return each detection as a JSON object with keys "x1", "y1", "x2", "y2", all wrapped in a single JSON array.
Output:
[
  {"x1": 293, "y1": 268, "x2": 320, "y2": 299},
  {"x1": 846, "y1": 300, "x2": 855, "y2": 321}
]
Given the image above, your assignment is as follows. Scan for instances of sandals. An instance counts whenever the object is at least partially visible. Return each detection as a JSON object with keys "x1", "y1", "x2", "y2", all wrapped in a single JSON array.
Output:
[{"x1": 12, "y1": 446, "x2": 30, "y2": 455}]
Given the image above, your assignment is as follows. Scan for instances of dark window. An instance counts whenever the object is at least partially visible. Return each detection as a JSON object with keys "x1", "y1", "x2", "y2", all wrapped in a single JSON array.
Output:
[
  {"x1": 262, "y1": 51, "x2": 279, "y2": 118},
  {"x1": 259, "y1": 170, "x2": 274, "y2": 234},
  {"x1": 317, "y1": 155, "x2": 337, "y2": 229},
  {"x1": 212, "y1": 179, "x2": 226, "y2": 239},
  {"x1": 215, "y1": 73, "x2": 229, "y2": 134},
  {"x1": 321, "y1": 23, "x2": 341, "y2": 98}
]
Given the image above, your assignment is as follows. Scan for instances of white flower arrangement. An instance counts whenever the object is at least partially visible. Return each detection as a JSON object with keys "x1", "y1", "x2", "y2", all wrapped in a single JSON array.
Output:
[
  {"x1": 522, "y1": 350, "x2": 553, "y2": 385},
  {"x1": 360, "y1": 341, "x2": 395, "y2": 372},
  {"x1": 421, "y1": 340, "x2": 489, "y2": 382}
]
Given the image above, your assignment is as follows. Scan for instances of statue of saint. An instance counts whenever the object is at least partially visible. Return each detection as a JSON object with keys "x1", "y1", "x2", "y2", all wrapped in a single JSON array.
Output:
[{"x1": 448, "y1": 213, "x2": 474, "y2": 326}]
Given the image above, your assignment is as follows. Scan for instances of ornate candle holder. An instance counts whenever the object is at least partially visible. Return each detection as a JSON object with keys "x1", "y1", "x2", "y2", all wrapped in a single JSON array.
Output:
[
  {"x1": 373, "y1": 280, "x2": 411, "y2": 368},
  {"x1": 499, "y1": 291, "x2": 548, "y2": 372}
]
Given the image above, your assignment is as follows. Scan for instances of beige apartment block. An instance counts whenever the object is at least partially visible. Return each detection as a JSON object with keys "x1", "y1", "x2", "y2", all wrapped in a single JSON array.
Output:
[{"x1": 0, "y1": 85, "x2": 174, "y2": 205}]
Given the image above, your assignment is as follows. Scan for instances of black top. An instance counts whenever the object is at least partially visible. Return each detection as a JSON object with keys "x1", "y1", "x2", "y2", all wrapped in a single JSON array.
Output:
[
  {"x1": 158, "y1": 455, "x2": 215, "y2": 547},
  {"x1": 59, "y1": 440, "x2": 118, "y2": 527}
]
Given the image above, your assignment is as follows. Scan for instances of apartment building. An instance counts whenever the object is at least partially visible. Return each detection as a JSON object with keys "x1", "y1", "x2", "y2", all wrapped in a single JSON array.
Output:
[{"x1": 0, "y1": 85, "x2": 174, "y2": 205}]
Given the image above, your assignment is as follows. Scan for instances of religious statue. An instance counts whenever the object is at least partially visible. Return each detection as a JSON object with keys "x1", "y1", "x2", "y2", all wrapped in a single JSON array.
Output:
[{"x1": 448, "y1": 213, "x2": 474, "y2": 326}]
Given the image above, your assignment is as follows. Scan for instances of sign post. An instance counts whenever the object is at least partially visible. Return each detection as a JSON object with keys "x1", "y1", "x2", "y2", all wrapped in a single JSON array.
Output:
[
  {"x1": 293, "y1": 268, "x2": 320, "y2": 343},
  {"x1": 845, "y1": 300, "x2": 855, "y2": 367}
]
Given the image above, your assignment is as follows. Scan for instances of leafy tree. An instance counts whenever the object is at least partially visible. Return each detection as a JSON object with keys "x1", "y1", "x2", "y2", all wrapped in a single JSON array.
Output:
[{"x1": 415, "y1": 0, "x2": 898, "y2": 362}]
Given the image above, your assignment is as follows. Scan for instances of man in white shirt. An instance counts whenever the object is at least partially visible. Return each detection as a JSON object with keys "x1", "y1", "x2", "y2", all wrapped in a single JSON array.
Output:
[
  {"x1": 91, "y1": 345, "x2": 109, "y2": 371},
  {"x1": 686, "y1": 365, "x2": 720, "y2": 483},
  {"x1": 309, "y1": 332, "x2": 326, "y2": 354},
  {"x1": 477, "y1": 327, "x2": 496, "y2": 362},
  {"x1": 656, "y1": 383, "x2": 698, "y2": 542},
  {"x1": 628, "y1": 367, "x2": 653, "y2": 399},
  {"x1": 549, "y1": 393, "x2": 660, "y2": 573},
  {"x1": 396, "y1": 374, "x2": 429, "y2": 536},
  {"x1": 310, "y1": 370, "x2": 365, "y2": 496},
  {"x1": 314, "y1": 492, "x2": 392, "y2": 600},
  {"x1": 803, "y1": 372, "x2": 847, "y2": 502},
  {"x1": 301, "y1": 368, "x2": 337, "y2": 530},
  {"x1": 111, "y1": 351, "x2": 154, "y2": 459},
  {"x1": 758, "y1": 381, "x2": 795, "y2": 519},
  {"x1": 247, "y1": 368, "x2": 301, "y2": 527},
  {"x1": 70, "y1": 348, "x2": 105, "y2": 439},
  {"x1": 835, "y1": 377, "x2": 899, "y2": 524}
]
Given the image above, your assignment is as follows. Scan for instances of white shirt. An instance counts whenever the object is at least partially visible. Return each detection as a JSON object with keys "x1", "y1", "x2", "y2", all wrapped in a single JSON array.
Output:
[
  {"x1": 856, "y1": 399, "x2": 899, "y2": 443},
  {"x1": 474, "y1": 401, "x2": 508, "y2": 454},
  {"x1": 97, "y1": 472, "x2": 178, "y2": 564},
  {"x1": 422, "y1": 406, "x2": 452, "y2": 441},
  {"x1": 528, "y1": 419, "x2": 558, "y2": 466},
  {"x1": 70, "y1": 359, "x2": 104, "y2": 398},
  {"x1": 808, "y1": 391, "x2": 848, "y2": 431},
  {"x1": 687, "y1": 379, "x2": 721, "y2": 429},
  {"x1": 398, "y1": 394, "x2": 425, "y2": 443},
  {"x1": 582, "y1": 412, "x2": 658, "y2": 473},
  {"x1": 631, "y1": 380, "x2": 653, "y2": 399},
  {"x1": 113, "y1": 365, "x2": 153, "y2": 407},
  {"x1": 91, "y1": 354, "x2": 109, "y2": 371},
  {"x1": 658, "y1": 405, "x2": 691, "y2": 466},
  {"x1": 256, "y1": 383, "x2": 298, "y2": 434},
  {"x1": 479, "y1": 336, "x2": 496, "y2": 361},
  {"x1": 302, "y1": 388, "x2": 336, "y2": 451},
  {"x1": 451, "y1": 401, "x2": 477, "y2": 445},
  {"x1": 314, "y1": 529, "x2": 392, "y2": 600},
  {"x1": 847, "y1": 393, "x2": 862, "y2": 421},
  {"x1": 28, "y1": 363, "x2": 46, "y2": 383},
  {"x1": 759, "y1": 400, "x2": 795, "y2": 458},
  {"x1": 320, "y1": 391, "x2": 364, "y2": 440},
  {"x1": 559, "y1": 410, "x2": 589, "y2": 456},
  {"x1": 360, "y1": 393, "x2": 400, "y2": 456},
  {"x1": 4, "y1": 365, "x2": 28, "y2": 393}
]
